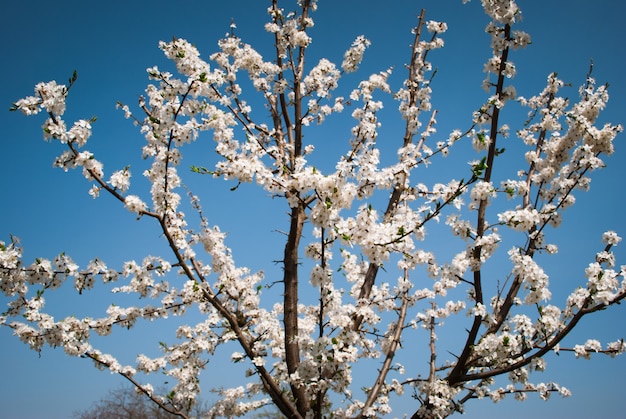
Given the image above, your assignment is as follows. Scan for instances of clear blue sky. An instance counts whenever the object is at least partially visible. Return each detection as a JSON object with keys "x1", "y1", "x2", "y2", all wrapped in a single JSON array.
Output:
[{"x1": 1, "y1": 1, "x2": 625, "y2": 418}]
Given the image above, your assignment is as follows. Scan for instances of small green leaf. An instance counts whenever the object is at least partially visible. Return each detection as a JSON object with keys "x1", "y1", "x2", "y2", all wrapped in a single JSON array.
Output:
[
  {"x1": 69, "y1": 70, "x2": 78, "y2": 86},
  {"x1": 190, "y1": 166, "x2": 214, "y2": 175},
  {"x1": 471, "y1": 156, "x2": 488, "y2": 178}
]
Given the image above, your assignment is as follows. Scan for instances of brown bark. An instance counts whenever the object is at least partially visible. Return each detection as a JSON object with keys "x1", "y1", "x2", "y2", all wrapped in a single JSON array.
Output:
[{"x1": 283, "y1": 202, "x2": 309, "y2": 415}]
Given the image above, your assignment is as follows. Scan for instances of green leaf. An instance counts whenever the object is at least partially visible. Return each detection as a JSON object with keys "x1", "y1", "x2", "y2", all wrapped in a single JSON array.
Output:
[
  {"x1": 471, "y1": 156, "x2": 488, "y2": 178},
  {"x1": 191, "y1": 165, "x2": 215, "y2": 175},
  {"x1": 68, "y1": 70, "x2": 78, "y2": 87}
]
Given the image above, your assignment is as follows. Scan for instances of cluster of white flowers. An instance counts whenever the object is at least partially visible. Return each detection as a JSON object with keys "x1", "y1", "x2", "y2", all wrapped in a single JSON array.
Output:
[
  {"x1": 517, "y1": 72, "x2": 622, "y2": 213},
  {"x1": 207, "y1": 385, "x2": 269, "y2": 417},
  {"x1": 498, "y1": 207, "x2": 540, "y2": 231},
  {"x1": 304, "y1": 58, "x2": 340, "y2": 98},
  {"x1": 109, "y1": 168, "x2": 131, "y2": 192},
  {"x1": 13, "y1": 80, "x2": 68, "y2": 116},
  {"x1": 124, "y1": 195, "x2": 147, "y2": 214},
  {"x1": 585, "y1": 261, "x2": 620, "y2": 305},
  {"x1": 484, "y1": 381, "x2": 571, "y2": 403},
  {"x1": 470, "y1": 181, "x2": 496, "y2": 209},
  {"x1": 414, "y1": 379, "x2": 459, "y2": 418},
  {"x1": 341, "y1": 35, "x2": 371, "y2": 73},
  {"x1": 509, "y1": 247, "x2": 552, "y2": 304},
  {"x1": 481, "y1": 0, "x2": 520, "y2": 25}
]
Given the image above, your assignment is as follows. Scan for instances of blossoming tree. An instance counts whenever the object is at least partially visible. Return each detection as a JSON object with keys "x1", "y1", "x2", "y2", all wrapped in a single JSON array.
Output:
[{"x1": 3, "y1": 0, "x2": 624, "y2": 417}]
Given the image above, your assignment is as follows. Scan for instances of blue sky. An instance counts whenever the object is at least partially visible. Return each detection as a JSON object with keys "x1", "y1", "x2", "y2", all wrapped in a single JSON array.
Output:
[{"x1": 1, "y1": 0, "x2": 625, "y2": 418}]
